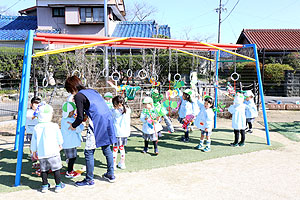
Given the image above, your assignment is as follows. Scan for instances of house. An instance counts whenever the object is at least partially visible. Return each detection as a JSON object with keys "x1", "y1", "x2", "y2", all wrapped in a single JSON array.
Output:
[
  {"x1": 236, "y1": 29, "x2": 300, "y2": 57},
  {"x1": 1, "y1": 0, "x2": 171, "y2": 50}
]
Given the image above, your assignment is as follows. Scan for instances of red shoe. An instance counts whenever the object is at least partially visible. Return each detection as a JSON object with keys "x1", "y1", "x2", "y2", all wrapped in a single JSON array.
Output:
[{"x1": 65, "y1": 171, "x2": 81, "y2": 178}]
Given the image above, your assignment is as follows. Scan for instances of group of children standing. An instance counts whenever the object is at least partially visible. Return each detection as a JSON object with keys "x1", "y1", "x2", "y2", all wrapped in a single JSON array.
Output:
[{"x1": 26, "y1": 86, "x2": 257, "y2": 193}]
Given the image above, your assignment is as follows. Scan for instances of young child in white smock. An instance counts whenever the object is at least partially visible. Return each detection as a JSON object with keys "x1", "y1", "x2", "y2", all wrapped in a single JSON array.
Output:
[
  {"x1": 30, "y1": 103, "x2": 65, "y2": 193},
  {"x1": 61, "y1": 101, "x2": 84, "y2": 178},
  {"x1": 244, "y1": 90, "x2": 258, "y2": 134},
  {"x1": 111, "y1": 95, "x2": 131, "y2": 169},
  {"x1": 194, "y1": 96, "x2": 214, "y2": 152},
  {"x1": 228, "y1": 93, "x2": 247, "y2": 147},
  {"x1": 140, "y1": 97, "x2": 163, "y2": 155}
]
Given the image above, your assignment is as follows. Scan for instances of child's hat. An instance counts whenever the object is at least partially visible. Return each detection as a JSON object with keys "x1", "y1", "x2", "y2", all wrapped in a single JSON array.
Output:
[
  {"x1": 234, "y1": 93, "x2": 244, "y2": 105},
  {"x1": 38, "y1": 103, "x2": 53, "y2": 122},
  {"x1": 183, "y1": 89, "x2": 193, "y2": 96},
  {"x1": 143, "y1": 97, "x2": 153, "y2": 104},
  {"x1": 104, "y1": 92, "x2": 113, "y2": 98},
  {"x1": 244, "y1": 90, "x2": 254, "y2": 97},
  {"x1": 62, "y1": 101, "x2": 77, "y2": 118}
]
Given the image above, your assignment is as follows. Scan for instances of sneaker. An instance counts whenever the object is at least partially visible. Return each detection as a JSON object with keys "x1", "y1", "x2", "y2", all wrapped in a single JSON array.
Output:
[
  {"x1": 246, "y1": 129, "x2": 253, "y2": 134},
  {"x1": 41, "y1": 183, "x2": 50, "y2": 193},
  {"x1": 182, "y1": 137, "x2": 190, "y2": 142},
  {"x1": 102, "y1": 173, "x2": 116, "y2": 183},
  {"x1": 117, "y1": 162, "x2": 126, "y2": 170},
  {"x1": 32, "y1": 163, "x2": 40, "y2": 169},
  {"x1": 75, "y1": 179, "x2": 95, "y2": 187},
  {"x1": 154, "y1": 148, "x2": 159, "y2": 155},
  {"x1": 238, "y1": 142, "x2": 245, "y2": 147},
  {"x1": 230, "y1": 143, "x2": 239, "y2": 147},
  {"x1": 141, "y1": 147, "x2": 148, "y2": 154},
  {"x1": 194, "y1": 144, "x2": 204, "y2": 150},
  {"x1": 65, "y1": 170, "x2": 81, "y2": 178},
  {"x1": 55, "y1": 182, "x2": 65, "y2": 193},
  {"x1": 202, "y1": 146, "x2": 211, "y2": 152}
]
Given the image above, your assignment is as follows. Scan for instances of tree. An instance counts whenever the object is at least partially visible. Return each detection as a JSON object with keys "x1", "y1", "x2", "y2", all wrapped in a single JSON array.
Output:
[{"x1": 126, "y1": 1, "x2": 158, "y2": 21}]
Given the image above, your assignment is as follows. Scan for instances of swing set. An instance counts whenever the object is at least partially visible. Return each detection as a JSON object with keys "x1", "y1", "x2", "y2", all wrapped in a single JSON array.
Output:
[{"x1": 14, "y1": 30, "x2": 270, "y2": 186}]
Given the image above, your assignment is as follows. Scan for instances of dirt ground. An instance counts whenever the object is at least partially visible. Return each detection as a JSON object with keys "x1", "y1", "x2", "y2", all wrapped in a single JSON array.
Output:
[{"x1": 0, "y1": 110, "x2": 300, "y2": 200}]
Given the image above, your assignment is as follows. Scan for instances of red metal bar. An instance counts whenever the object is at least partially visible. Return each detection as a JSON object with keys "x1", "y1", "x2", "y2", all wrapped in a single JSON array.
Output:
[{"x1": 34, "y1": 33, "x2": 243, "y2": 51}]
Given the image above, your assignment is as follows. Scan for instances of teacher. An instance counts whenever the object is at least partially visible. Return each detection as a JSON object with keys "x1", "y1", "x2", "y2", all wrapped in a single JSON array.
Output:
[{"x1": 65, "y1": 76, "x2": 117, "y2": 186}]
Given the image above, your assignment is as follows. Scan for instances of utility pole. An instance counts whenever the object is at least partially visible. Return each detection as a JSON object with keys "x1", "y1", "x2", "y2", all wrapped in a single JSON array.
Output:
[{"x1": 215, "y1": 0, "x2": 226, "y2": 43}]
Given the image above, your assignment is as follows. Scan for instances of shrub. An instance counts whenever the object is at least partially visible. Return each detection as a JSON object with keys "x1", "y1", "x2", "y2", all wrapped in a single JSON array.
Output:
[{"x1": 264, "y1": 63, "x2": 294, "y2": 85}]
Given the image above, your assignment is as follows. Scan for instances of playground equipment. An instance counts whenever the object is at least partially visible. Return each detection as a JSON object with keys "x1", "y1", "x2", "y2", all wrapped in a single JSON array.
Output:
[{"x1": 14, "y1": 31, "x2": 270, "y2": 187}]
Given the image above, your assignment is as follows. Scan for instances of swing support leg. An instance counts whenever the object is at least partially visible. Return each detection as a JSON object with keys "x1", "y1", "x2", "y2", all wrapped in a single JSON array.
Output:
[{"x1": 214, "y1": 51, "x2": 220, "y2": 129}]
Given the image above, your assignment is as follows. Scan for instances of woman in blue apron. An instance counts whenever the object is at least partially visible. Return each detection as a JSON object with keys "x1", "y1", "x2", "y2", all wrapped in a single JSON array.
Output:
[{"x1": 65, "y1": 76, "x2": 117, "y2": 186}]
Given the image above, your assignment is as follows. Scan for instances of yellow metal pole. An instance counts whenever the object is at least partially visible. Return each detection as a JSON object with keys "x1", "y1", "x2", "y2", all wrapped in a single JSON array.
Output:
[
  {"x1": 174, "y1": 49, "x2": 215, "y2": 62},
  {"x1": 199, "y1": 42, "x2": 256, "y2": 61},
  {"x1": 32, "y1": 37, "x2": 129, "y2": 57}
]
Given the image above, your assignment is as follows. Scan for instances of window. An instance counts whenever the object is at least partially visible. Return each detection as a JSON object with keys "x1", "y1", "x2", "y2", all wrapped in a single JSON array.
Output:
[
  {"x1": 80, "y1": 7, "x2": 104, "y2": 23},
  {"x1": 52, "y1": 8, "x2": 65, "y2": 17}
]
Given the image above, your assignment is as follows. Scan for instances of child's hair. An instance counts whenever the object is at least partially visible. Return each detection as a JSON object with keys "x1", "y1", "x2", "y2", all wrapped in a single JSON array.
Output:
[
  {"x1": 204, "y1": 96, "x2": 214, "y2": 108},
  {"x1": 183, "y1": 92, "x2": 192, "y2": 103},
  {"x1": 112, "y1": 95, "x2": 127, "y2": 114},
  {"x1": 31, "y1": 97, "x2": 41, "y2": 105}
]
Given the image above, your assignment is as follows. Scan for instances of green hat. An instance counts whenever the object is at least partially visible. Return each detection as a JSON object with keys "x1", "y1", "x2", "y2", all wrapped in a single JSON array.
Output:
[
  {"x1": 62, "y1": 101, "x2": 76, "y2": 118},
  {"x1": 143, "y1": 97, "x2": 153, "y2": 104},
  {"x1": 183, "y1": 89, "x2": 193, "y2": 96},
  {"x1": 104, "y1": 92, "x2": 113, "y2": 98},
  {"x1": 38, "y1": 103, "x2": 53, "y2": 122}
]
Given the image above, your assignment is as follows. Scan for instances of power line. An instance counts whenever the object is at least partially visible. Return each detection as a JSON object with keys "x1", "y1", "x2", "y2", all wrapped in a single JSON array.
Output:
[
  {"x1": 221, "y1": 0, "x2": 240, "y2": 23},
  {"x1": 0, "y1": 0, "x2": 22, "y2": 15}
]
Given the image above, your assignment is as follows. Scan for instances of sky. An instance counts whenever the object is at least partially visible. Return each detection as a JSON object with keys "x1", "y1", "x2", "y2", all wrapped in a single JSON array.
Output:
[{"x1": 1, "y1": 0, "x2": 300, "y2": 44}]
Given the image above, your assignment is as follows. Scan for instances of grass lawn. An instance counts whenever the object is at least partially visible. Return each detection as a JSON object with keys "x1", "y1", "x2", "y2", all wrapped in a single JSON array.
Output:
[
  {"x1": 0, "y1": 129, "x2": 282, "y2": 193},
  {"x1": 267, "y1": 121, "x2": 300, "y2": 142}
]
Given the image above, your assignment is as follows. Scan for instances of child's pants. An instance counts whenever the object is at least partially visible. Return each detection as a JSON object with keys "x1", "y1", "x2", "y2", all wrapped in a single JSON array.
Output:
[{"x1": 234, "y1": 129, "x2": 245, "y2": 144}]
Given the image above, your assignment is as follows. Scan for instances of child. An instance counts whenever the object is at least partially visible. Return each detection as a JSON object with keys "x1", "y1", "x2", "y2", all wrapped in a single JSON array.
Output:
[
  {"x1": 178, "y1": 89, "x2": 198, "y2": 142},
  {"x1": 194, "y1": 96, "x2": 214, "y2": 152},
  {"x1": 244, "y1": 90, "x2": 258, "y2": 134},
  {"x1": 30, "y1": 103, "x2": 65, "y2": 193},
  {"x1": 228, "y1": 93, "x2": 247, "y2": 147},
  {"x1": 61, "y1": 101, "x2": 84, "y2": 178},
  {"x1": 111, "y1": 95, "x2": 131, "y2": 169},
  {"x1": 26, "y1": 97, "x2": 41, "y2": 142},
  {"x1": 140, "y1": 97, "x2": 163, "y2": 155},
  {"x1": 104, "y1": 92, "x2": 113, "y2": 109}
]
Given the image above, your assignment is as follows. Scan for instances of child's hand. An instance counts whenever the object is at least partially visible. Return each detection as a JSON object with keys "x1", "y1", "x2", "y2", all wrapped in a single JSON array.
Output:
[
  {"x1": 32, "y1": 152, "x2": 38, "y2": 160},
  {"x1": 67, "y1": 121, "x2": 76, "y2": 131}
]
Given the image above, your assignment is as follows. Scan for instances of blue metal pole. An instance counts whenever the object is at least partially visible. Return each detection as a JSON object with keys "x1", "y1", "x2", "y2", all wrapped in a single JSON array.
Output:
[
  {"x1": 14, "y1": 34, "x2": 30, "y2": 151},
  {"x1": 244, "y1": 44, "x2": 271, "y2": 145},
  {"x1": 214, "y1": 50, "x2": 220, "y2": 129},
  {"x1": 15, "y1": 30, "x2": 34, "y2": 187}
]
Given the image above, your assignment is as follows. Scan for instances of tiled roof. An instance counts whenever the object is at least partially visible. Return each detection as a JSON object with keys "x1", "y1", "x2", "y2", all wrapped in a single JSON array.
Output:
[
  {"x1": 112, "y1": 21, "x2": 171, "y2": 38},
  {"x1": 0, "y1": 15, "x2": 58, "y2": 41},
  {"x1": 237, "y1": 29, "x2": 300, "y2": 51}
]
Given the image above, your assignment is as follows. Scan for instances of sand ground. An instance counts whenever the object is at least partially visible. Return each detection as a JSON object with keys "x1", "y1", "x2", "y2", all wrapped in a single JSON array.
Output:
[{"x1": 0, "y1": 110, "x2": 299, "y2": 200}]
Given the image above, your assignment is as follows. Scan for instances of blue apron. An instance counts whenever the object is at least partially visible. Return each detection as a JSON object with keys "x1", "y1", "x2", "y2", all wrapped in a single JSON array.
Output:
[{"x1": 79, "y1": 89, "x2": 117, "y2": 148}]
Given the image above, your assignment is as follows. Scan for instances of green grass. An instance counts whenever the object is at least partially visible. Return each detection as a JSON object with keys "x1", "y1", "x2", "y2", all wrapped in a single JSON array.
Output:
[
  {"x1": 0, "y1": 129, "x2": 282, "y2": 193},
  {"x1": 268, "y1": 122, "x2": 300, "y2": 142}
]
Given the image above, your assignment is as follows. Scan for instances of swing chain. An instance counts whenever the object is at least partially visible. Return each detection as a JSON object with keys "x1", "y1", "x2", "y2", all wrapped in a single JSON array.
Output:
[
  {"x1": 138, "y1": 49, "x2": 148, "y2": 79},
  {"x1": 127, "y1": 48, "x2": 133, "y2": 78},
  {"x1": 174, "y1": 50, "x2": 181, "y2": 81}
]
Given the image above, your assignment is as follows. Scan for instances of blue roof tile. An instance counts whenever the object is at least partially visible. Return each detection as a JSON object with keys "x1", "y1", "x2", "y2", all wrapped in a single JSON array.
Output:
[
  {"x1": 112, "y1": 21, "x2": 171, "y2": 38},
  {"x1": 0, "y1": 15, "x2": 58, "y2": 41}
]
